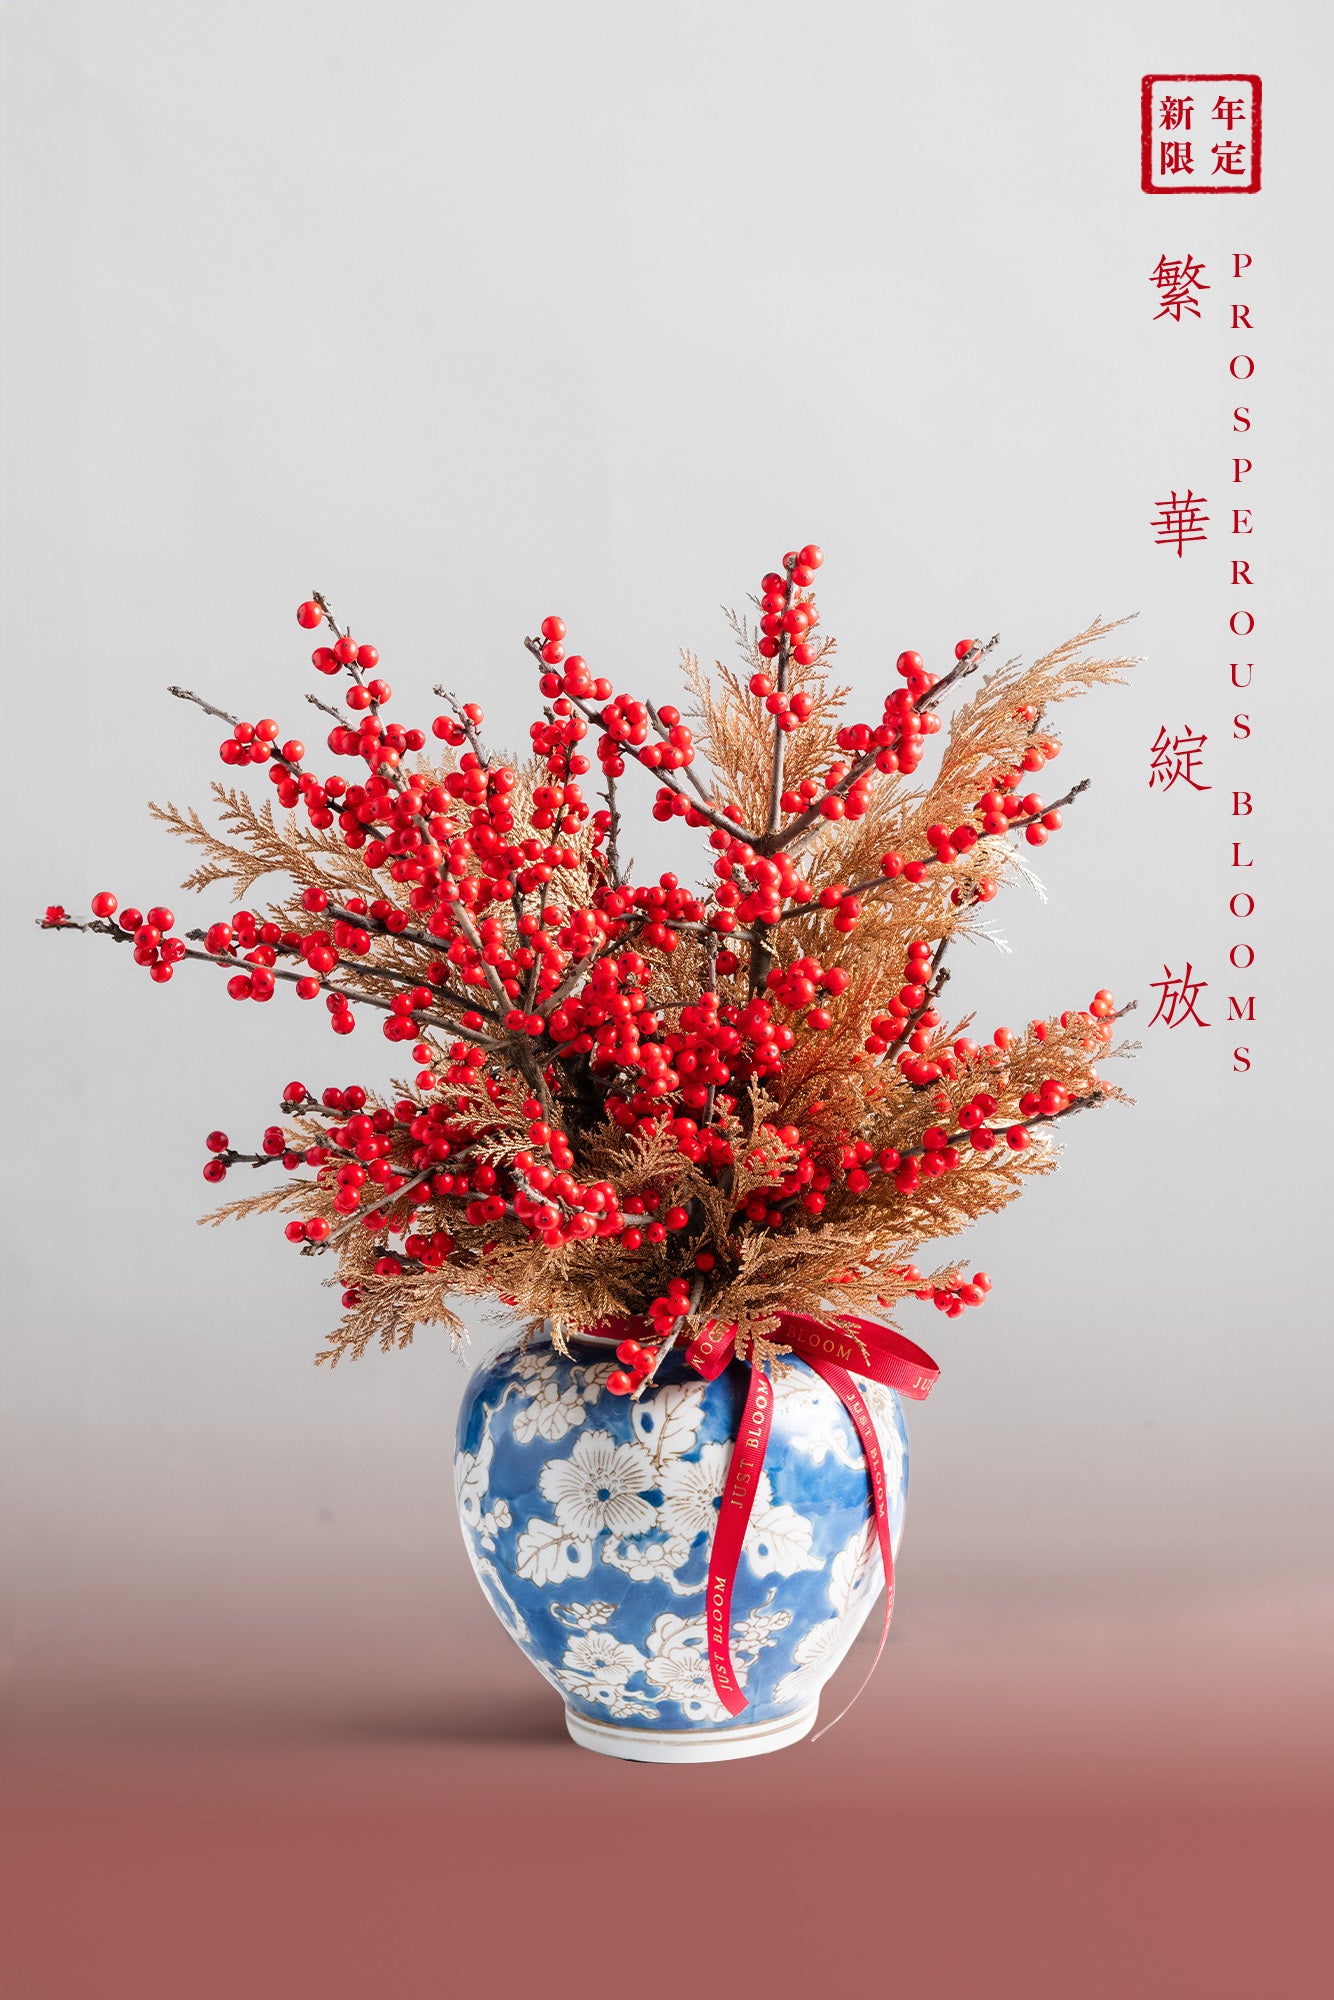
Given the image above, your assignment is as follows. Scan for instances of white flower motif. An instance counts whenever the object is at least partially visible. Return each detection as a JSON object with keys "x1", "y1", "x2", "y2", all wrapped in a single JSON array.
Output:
[
  {"x1": 512, "y1": 1369, "x2": 591, "y2": 1446},
  {"x1": 771, "y1": 1616, "x2": 847, "y2": 1705},
  {"x1": 644, "y1": 1613, "x2": 734, "y2": 1722},
  {"x1": 631, "y1": 1380, "x2": 708, "y2": 1464},
  {"x1": 770, "y1": 1525, "x2": 883, "y2": 1704},
  {"x1": 515, "y1": 1516, "x2": 595, "y2": 1586},
  {"x1": 551, "y1": 1600, "x2": 617, "y2": 1631},
  {"x1": 657, "y1": 1441, "x2": 728, "y2": 1541},
  {"x1": 775, "y1": 1376, "x2": 862, "y2": 1470},
  {"x1": 827, "y1": 1523, "x2": 879, "y2": 1616},
  {"x1": 657, "y1": 1448, "x2": 821, "y2": 1575},
  {"x1": 852, "y1": 1376, "x2": 907, "y2": 1495},
  {"x1": 469, "y1": 1556, "x2": 531, "y2": 1645},
  {"x1": 731, "y1": 1599, "x2": 794, "y2": 1662},
  {"x1": 539, "y1": 1428, "x2": 656, "y2": 1539},
  {"x1": 555, "y1": 1630, "x2": 654, "y2": 1716},
  {"x1": 454, "y1": 1429, "x2": 494, "y2": 1534},
  {"x1": 745, "y1": 1483, "x2": 823, "y2": 1578},
  {"x1": 601, "y1": 1533, "x2": 701, "y2": 1594},
  {"x1": 474, "y1": 1495, "x2": 512, "y2": 1551},
  {"x1": 576, "y1": 1360, "x2": 616, "y2": 1404}
]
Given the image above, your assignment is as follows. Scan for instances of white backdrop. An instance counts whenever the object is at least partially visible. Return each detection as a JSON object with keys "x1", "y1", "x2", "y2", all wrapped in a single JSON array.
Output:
[{"x1": 2, "y1": 0, "x2": 1331, "y2": 1715}]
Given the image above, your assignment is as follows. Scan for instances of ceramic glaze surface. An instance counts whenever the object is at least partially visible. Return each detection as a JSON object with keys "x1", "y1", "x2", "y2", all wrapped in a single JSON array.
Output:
[{"x1": 454, "y1": 1331, "x2": 909, "y2": 1743}]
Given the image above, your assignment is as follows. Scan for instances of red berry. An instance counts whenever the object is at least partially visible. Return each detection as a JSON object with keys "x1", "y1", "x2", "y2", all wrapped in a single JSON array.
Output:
[
  {"x1": 607, "y1": 1370, "x2": 634, "y2": 1396},
  {"x1": 356, "y1": 644, "x2": 379, "y2": 671},
  {"x1": 540, "y1": 616, "x2": 566, "y2": 643},
  {"x1": 91, "y1": 891, "x2": 118, "y2": 918},
  {"x1": 798, "y1": 544, "x2": 823, "y2": 570},
  {"x1": 296, "y1": 601, "x2": 322, "y2": 629}
]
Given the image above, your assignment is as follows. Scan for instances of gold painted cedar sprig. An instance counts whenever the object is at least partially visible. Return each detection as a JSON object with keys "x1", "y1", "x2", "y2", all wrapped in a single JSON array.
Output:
[{"x1": 40, "y1": 548, "x2": 1138, "y2": 1387}]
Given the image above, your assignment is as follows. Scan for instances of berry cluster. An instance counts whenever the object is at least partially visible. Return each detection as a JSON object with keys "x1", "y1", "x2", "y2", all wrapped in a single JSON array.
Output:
[
  {"x1": 919, "y1": 1269, "x2": 992, "y2": 1319},
  {"x1": 75, "y1": 892, "x2": 187, "y2": 985},
  {"x1": 607, "y1": 1331, "x2": 663, "y2": 1397},
  {"x1": 42, "y1": 551, "x2": 1129, "y2": 1368}
]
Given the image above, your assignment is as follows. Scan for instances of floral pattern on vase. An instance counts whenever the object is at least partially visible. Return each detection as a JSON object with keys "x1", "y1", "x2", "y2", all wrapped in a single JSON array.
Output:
[{"x1": 454, "y1": 1328, "x2": 910, "y2": 1751}]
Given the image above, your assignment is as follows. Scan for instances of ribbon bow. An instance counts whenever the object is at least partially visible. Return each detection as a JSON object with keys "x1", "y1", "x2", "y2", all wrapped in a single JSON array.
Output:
[{"x1": 682, "y1": 1313, "x2": 939, "y2": 1731}]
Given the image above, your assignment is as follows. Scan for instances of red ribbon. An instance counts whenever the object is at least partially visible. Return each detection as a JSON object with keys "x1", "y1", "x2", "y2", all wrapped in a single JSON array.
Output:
[{"x1": 684, "y1": 1313, "x2": 939, "y2": 1726}]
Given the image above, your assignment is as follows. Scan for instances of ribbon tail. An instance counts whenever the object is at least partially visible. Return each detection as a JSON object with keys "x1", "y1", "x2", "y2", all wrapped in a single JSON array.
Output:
[
  {"x1": 705, "y1": 1362, "x2": 773, "y2": 1717},
  {"x1": 805, "y1": 1359, "x2": 895, "y2": 1743}
]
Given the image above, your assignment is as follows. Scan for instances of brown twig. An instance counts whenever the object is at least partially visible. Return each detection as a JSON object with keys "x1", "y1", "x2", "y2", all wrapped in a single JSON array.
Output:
[
  {"x1": 602, "y1": 767, "x2": 624, "y2": 888},
  {"x1": 306, "y1": 691, "x2": 351, "y2": 726},
  {"x1": 765, "y1": 560, "x2": 799, "y2": 838},
  {"x1": 44, "y1": 916, "x2": 503, "y2": 1046},
  {"x1": 321, "y1": 902, "x2": 503, "y2": 1025},
  {"x1": 312, "y1": 592, "x2": 382, "y2": 721},
  {"x1": 432, "y1": 687, "x2": 486, "y2": 763},
  {"x1": 883, "y1": 936, "x2": 952, "y2": 1063},
  {"x1": 180, "y1": 927, "x2": 497, "y2": 1046},
  {"x1": 915, "y1": 632, "x2": 1002, "y2": 713},
  {"x1": 771, "y1": 777, "x2": 1094, "y2": 923},
  {"x1": 646, "y1": 702, "x2": 716, "y2": 815},
  {"x1": 762, "y1": 634, "x2": 1002, "y2": 859},
  {"x1": 522, "y1": 636, "x2": 760, "y2": 848},
  {"x1": 169, "y1": 686, "x2": 303, "y2": 775},
  {"x1": 321, "y1": 1163, "x2": 440, "y2": 1247},
  {"x1": 631, "y1": 1273, "x2": 706, "y2": 1399}
]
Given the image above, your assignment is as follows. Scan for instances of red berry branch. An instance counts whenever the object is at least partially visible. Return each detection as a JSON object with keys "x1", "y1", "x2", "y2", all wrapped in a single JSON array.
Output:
[{"x1": 40, "y1": 557, "x2": 1138, "y2": 1367}]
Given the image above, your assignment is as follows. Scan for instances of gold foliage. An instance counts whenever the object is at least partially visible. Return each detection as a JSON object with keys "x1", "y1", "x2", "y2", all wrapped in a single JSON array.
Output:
[
  {"x1": 163, "y1": 596, "x2": 1134, "y2": 1365},
  {"x1": 682, "y1": 616, "x2": 849, "y2": 827},
  {"x1": 150, "y1": 786, "x2": 377, "y2": 902}
]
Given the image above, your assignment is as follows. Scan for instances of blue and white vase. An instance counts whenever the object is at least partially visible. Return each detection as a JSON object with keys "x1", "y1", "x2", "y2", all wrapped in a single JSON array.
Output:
[{"x1": 454, "y1": 1325, "x2": 910, "y2": 1763}]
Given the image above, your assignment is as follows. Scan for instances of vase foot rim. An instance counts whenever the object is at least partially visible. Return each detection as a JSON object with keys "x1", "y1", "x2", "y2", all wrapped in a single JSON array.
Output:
[{"x1": 563, "y1": 1699, "x2": 819, "y2": 1764}]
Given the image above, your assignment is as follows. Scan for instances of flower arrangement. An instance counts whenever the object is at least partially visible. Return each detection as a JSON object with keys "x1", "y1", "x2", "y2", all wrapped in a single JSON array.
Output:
[{"x1": 42, "y1": 547, "x2": 1136, "y2": 1385}]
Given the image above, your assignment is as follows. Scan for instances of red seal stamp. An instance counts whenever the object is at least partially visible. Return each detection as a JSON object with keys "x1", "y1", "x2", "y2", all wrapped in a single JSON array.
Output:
[{"x1": 1141, "y1": 75, "x2": 1262, "y2": 193}]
